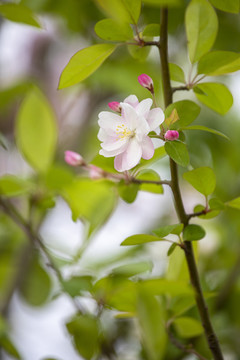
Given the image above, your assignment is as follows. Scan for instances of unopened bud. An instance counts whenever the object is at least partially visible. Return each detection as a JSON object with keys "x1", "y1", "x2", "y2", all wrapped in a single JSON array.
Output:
[
  {"x1": 108, "y1": 101, "x2": 121, "y2": 113},
  {"x1": 138, "y1": 74, "x2": 154, "y2": 93},
  {"x1": 65, "y1": 151, "x2": 84, "y2": 166},
  {"x1": 164, "y1": 130, "x2": 179, "y2": 141},
  {"x1": 89, "y1": 165, "x2": 104, "y2": 179}
]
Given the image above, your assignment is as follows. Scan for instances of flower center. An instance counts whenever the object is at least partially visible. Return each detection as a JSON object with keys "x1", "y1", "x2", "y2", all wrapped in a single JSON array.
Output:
[{"x1": 116, "y1": 124, "x2": 134, "y2": 140}]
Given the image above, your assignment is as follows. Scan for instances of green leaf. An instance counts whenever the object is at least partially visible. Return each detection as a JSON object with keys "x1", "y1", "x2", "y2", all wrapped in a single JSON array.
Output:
[
  {"x1": 58, "y1": 44, "x2": 116, "y2": 89},
  {"x1": 63, "y1": 179, "x2": 116, "y2": 233},
  {"x1": 181, "y1": 125, "x2": 229, "y2": 140},
  {"x1": 142, "y1": 24, "x2": 160, "y2": 37},
  {"x1": 209, "y1": 198, "x2": 225, "y2": 210},
  {"x1": 16, "y1": 88, "x2": 57, "y2": 173},
  {"x1": 209, "y1": 0, "x2": 240, "y2": 13},
  {"x1": 95, "y1": 19, "x2": 133, "y2": 41},
  {"x1": 0, "y1": 175, "x2": 32, "y2": 197},
  {"x1": 194, "y1": 82, "x2": 233, "y2": 115},
  {"x1": 137, "y1": 292, "x2": 167, "y2": 360},
  {"x1": 0, "y1": 133, "x2": 8, "y2": 150},
  {"x1": 153, "y1": 224, "x2": 183, "y2": 237},
  {"x1": 136, "y1": 169, "x2": 163, "y2": 194},
  {"x1": 91, "y1": 154, "x2": 117, "y2": 173},
  {"x1": 63, "y1": 276, "x2": 93, "y2": 297},
  {"x1": 185, "y1": 0, "x2": 218, "y2": 63},
  {"x1": 226, "y1": 196, "x2": 240, "y2": 210},
  {"x1": 137, "y1": 146, "x2": 166, "y2": 169},
  {"x1": 173, "y1": 317, "x2": 203, "y2": 338},
  {"x1": 169, "y1": 63, "x2": 185, "y2": 83},
  {"x1": 164, "y1": 141, "x2": 189, "y2": 167},
  {"x1": 142, "y1": 0, "x2": 183, "y2": 6},
  {"x1": 165, "y1": 100, "x2": 201, "y2": 127},
  {"x1": 127, "y1": 44, "x2": 150, "y2": 61},
  {"x1": 194, "y1": 204, "x2": 220, "y2": 219},
  {"x1": 95, "y1": 0, "x2": 141, "y2": 24},
  {"x1": 183, "y1": 167, "x2": 216, "y2": 195},
  {"x1": 0, "y1": 3, "x2": 41, "y2": 28},
  {"x1": 167, "y1": 243, "x2": 178, "y2": 256},
  {"x1": 183, "y1": 224, "x2": 206, "y2": 241},
  {"x1": 66, "y1": 315, "x2": 99, "y2": 360},
  {"x1": 118, "y1": 181, "x2": 139, "y2": 203},
  {"x1": 19, "y1": 257, "x2": 51, "y2": 306},
  {"x1": 44, "y1": 165, "x2": 74, "y2": 192},
  {"x1": 121, "y1": 234, "x2": 167, "y2": 246},
  {"x1": 140, "y1": 278, "x2": 193, "y2": 296},
  {"x1": 198, "y1": 51, "x2": 240, "y2": 76},
  {"x1": 0, "y1": 335, "x2": 21, "y2": 360},
  {"x1": 112, "y1": 261, "x2": 153, "y2": 277}
]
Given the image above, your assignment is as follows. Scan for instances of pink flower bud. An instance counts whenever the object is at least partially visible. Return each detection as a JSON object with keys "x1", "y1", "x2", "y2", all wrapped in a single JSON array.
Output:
[
  {"x1": 88, "y1": 165, "x2": 104, "y2": 179},
  {"x1": 108, "y1": 101, "x2": 121, "y2": 113},
  {"x1": 164, "y1": 130, "x2": 179, "y2": 141},
  {"x1": 138, "y1": 74, "x2": 154, "y2": 93},
  {"x1": 65, "y1": 151, "x2": 84, "y2": 166}
]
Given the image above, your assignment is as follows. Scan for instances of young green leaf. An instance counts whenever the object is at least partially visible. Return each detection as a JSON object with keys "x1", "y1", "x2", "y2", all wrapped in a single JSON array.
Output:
[
  {"x1": 183, "y1": 224, "x2": 206, "y2": 241},
  {"x1": 209, "y1": 0, "x2": 239, "y2": 13},
  {"x1": 165, "y1": 100, "x2": 201, "y2": 127},
  {"x1": 16, "y1": 88, "x2": 57, "y2": 173},
  {"x1": 63, "y1": 276, "x2": 93, "y2": 297},
  {"x1": 194, "y1": 204, "x2": 220, "y2": 219},
  {"x1": 95, "y1": 0, "x2": 141, "y2": 24},
  {"x1": 0, "y1": 175, "x2": 32, "y2": 197},
  {"x1": 169, "y1": 63, "x2": 185, "y2": 83},
  {"x1": 95, "y1": 19, "x2": 133, "y2": 41},
  {"x1": 0, "y1": 335, "x2": 21, "y2": 360},
  {"x1": 198, "y1": 51, "x2": 240, "y2": 76},
  {"x1": 0, "y1": 3, "x2": 41, "y2": 28},
  {"x1": 19, "y1": 257, "x2": 52, "y2": 306},
  {"x1": 136, "y1": 169, "x2": 163, "y2": 194},
  {"x1": 121, "y1": 234, "x2": 167, "y2": 246},
  {"x1": 167, "y1": 243, "x2": 178, "y2": 256},
  {"x1": 142, "y1": 0, "x2": 183, "y2": 6},
  {"x1": 226, "y1": 196, "x2": 240, "y2": 210},
  {"x1": 63, "y1": 179, "x2": 117, "y2": 234},
  {"x1": 181, "y1": 125, "x2": 229, "y2": 140},
  {"x1": 137, "y1": 292, "x2": 167, "y2": 360},
  {"x1": 194, "y1": 82, "x2": 233, "y2": 115},
  {"x1": 66, "y1": 315, "x2": 99, "y2": 360},
  {"x1": 142, "y1": 24, "x2": 160, "y2": 37},
  {"x1": 165, "y1": 141, "x2": 190, "y2": 167},
  {"x1": 127, "y1": 44, "x2": 150, "y2": 61},
  {"x1": 112, "y1": 261, "x2": 153, "y2": 277},
  {"x1": 173, "y1": 317, "x2": 203, "y2": 338},
  {"x1": 58, "y1": 44, "x2": 116, "y2": 89},
  {"x1": 183, "y1": 167, "x2": 216, "y2": 195},
  {"x1": 118, "y1": 181, "x2": 139, "y2": 203},
  {"x1": 185, "y1": 0, "x2": 218, "y2": 63},
  {"x1": 153, "y1": 223, "x2": 183, "y2": 237}
]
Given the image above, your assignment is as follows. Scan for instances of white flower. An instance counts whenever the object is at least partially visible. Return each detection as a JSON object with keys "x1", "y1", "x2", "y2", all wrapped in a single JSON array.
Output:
[{"x1": 97, "y1": 95, "x2": 164, "y2": 172}]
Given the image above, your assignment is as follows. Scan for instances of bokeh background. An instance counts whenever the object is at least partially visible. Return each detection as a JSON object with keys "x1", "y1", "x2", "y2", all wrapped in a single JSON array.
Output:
[{"x1": 1, "y1": 1, "x2": 240, "y2": 359}]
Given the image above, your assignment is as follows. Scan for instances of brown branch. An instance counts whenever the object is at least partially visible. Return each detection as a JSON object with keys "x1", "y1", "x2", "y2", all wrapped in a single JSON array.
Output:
[{"x1": 159, "y1": 8, "x2": 224, "y2": 360}]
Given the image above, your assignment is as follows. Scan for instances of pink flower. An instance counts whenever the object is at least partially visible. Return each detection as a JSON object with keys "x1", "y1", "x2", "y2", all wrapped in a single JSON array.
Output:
[
  {"x1": 88, "y1": 165, "x2": 103, "y2": 179},
  {"x1": 138, "y1": 74, "x2": 154, "y2": 93},
  {"x1": 65, "y1": 151, "x2": 84, "y2": 166},
  {"x1": 108, "y1": 101, "x2": 121, "y2": 113},
  {"x1": 98, "y1": 95, "x2": 164, "y2": 172},
  {"x1": 164, "y1": 130, "x2": 179, "y2": 141}
]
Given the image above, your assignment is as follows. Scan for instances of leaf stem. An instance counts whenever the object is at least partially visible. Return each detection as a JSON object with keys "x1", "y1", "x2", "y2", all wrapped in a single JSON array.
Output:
[{"x1": 158, "y1": 8, "x2": 224, "y2": 360}]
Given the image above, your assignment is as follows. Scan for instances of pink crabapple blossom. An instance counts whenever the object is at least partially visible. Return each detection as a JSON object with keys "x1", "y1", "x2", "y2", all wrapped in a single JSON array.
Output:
[
  {"x1": 138, "y1": 74, "x2": 154, "y2": 93},
  {"x1": 64, "y1": 151, "x2": 84, "y2": 166},
  {"x1": 98, "y1": 95, "x2": 164, "y2": 172},
  {"x1": 164, "y1": 130, "x2": 179, "y2": 141}
]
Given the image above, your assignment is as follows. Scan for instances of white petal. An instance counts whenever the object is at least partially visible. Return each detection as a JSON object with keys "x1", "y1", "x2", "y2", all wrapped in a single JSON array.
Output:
[
  {"x1": 101, "y1": 137, "x2": 128, "y2": 152},
  {"x1": 98, "y1": 111, "x2": 123, "y2": 134},
  {"x1": 135, "y1": 98, "x2": 152, "y2": 117},
  {"x1": 123, "y1": 95, "x2": 139, "y2": 108},
  {"x1": 97, "y1": 128, "x2": 109, "y2": 141},
  {"x1": 120, "y1": 102, "x2": 139, "y2": 129},
  {"x1": 114, "y1": 153, "x2": 124, "y2": 172},
  {"x1": 141, "y1": 136, "x2": 154, "y2": 160},
  {"x1": 122, "y1": 138, "x2": 142, "y2": 170},
  {"x1": 99, "y1": 143, "x2": 126, "y2": 157},
  {"x1": 147, "y1": 108, "x2": 165, "y2": 133},
  {"x1": 135, "y1": 115, "x2": 150, "y2": 141}
]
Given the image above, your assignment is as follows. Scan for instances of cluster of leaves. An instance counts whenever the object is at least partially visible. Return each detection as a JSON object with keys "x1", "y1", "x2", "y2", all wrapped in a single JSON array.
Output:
[{"x1": 1, "y1": 0, "x2": 240, "y2": 360}]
